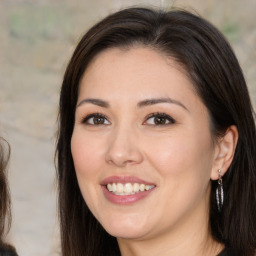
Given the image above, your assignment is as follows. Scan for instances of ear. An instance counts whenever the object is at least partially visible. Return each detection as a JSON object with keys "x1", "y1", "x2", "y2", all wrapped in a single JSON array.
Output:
[{"x1": 211, "y1": 125, "x2": 239, "y2": 180}]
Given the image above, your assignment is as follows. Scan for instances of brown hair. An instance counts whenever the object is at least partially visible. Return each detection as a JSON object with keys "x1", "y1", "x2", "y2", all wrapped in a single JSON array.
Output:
[
  {"x1": 0, "y1": 137, "x2": 18, "y2": 255},
  {"x1": 0, "y1": 138, "x2": 12, "y2": 246},
  {"x1": 56, "y1": 7, "x2": 256, "y2": 256}
]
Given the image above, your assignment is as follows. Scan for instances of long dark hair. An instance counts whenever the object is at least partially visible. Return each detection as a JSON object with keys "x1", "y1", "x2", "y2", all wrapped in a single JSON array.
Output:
[
  {"x1": 0, "y1": 138, "x2": 18, "y2": 255},
  {"x1": 56, "y1": 7, "x2": 256, "y2": 256},
  {"x1": 0, "y1": 138, "x2": 12, "y2": 245}
]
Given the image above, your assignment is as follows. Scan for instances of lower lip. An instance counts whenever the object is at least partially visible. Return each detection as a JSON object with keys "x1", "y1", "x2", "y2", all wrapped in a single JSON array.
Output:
[{"x1": 101, "y1": 186, "x2": 155, "y2": 205}]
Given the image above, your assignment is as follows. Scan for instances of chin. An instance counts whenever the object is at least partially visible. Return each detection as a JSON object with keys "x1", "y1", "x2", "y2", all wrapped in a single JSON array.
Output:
[
  {"x1": 101, "y1": 217, "x2": 150, "y2": 240},
  {"x1": 107, "y1": 228, "x2": 148, "y2": 240}
]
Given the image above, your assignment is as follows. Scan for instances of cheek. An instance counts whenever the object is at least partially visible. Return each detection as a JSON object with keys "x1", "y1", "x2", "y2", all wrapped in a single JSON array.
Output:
[
  {"x1": 71, "y1": 130, "x2": 105, "y2": 217},
  {"x1": 71, "y1": 130, "x2": 104, "y2": 177},
  {"x1": 145, "y1": 128, "x2": 214, "y2": 183},
  {"x1": 149, "y1": 130, "x2": 213, "y2": 210}
]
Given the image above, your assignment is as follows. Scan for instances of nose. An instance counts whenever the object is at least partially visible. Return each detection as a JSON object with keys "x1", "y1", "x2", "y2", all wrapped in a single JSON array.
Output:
[{"x1": 105, "y1": 126, "x2": 143, "y2": 167}]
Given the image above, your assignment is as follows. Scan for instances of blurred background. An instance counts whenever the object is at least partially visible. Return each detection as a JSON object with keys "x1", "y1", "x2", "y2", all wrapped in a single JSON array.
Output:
[{"x1": 0, "y1": 0, "x2": 255, "y2": 255}]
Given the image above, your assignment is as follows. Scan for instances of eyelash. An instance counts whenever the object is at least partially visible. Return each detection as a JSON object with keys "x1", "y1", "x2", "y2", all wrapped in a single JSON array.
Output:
[
  {"x1": 81, "y1": 113, "x2": 110, "y2": 125},
  {"x1": 81, "y1": 112, "x2": 175, "y2": 126},
  {"x1": 144, "y1": 112, "x2": 175, "y2": 126}
]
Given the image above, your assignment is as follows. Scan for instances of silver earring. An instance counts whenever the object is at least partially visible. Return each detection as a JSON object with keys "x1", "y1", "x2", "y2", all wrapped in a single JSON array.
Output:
[{"x1": 216, "y1": 169, "x2": 224, "y2": 212}]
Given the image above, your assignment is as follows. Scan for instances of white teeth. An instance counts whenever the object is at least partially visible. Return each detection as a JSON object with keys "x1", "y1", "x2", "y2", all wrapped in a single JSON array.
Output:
[
  {"x1": 106, "y1": 182, "x2": 155, "y2": 195},
  {"x1": 133, "y1": 183, "x2": 140, "y2": 192},
  {"x1": 116, "y1": 183, "x2": 123, "y2": 193},
  {"x1": 145, "y1": 185, "x2": 154, "y2": 191},
  {"x1": 112, "y1": 183, "x2": 116, "y2": 192},
  {"x1": 107, "y1": 184, "x2": 112, "y2": 192},
  {"x1": 124, "y1": 183, "x2": 133, "y2": 193},
  {"x1": 139, "y1": 184, "x2": 145, "y2": 191}
]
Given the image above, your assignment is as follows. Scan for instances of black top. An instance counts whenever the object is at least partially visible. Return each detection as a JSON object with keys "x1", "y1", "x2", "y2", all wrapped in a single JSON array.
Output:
[
  {"x1": 218, "y1": 247, "x2": 239, "y2": 256},
  {"x1": 0, "y1": 246, "x2": 18, "y2": 256}
]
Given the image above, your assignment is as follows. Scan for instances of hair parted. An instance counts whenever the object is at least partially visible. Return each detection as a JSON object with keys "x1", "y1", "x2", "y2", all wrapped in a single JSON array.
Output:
[{"x1": 56, "y1": 7, "x2": 256, "y2": 256}]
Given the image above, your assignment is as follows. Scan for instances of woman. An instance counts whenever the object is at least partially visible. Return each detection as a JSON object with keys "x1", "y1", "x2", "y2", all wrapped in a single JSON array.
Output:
[
  {"x1": 56, "y1": 7, "x2": 256, "y2": 256},
  {"x1": 0, "y1": 138, "x2": 18, "y2": 256}
]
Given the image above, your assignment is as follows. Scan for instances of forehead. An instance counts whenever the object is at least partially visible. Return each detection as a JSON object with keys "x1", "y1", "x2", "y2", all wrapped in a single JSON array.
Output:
[
  {"x1": 79, "y1": 47, "x2": 196, "y2": 98},
  {"x1": 82, "y1": 46, "x2": 188, "y2": 79}
]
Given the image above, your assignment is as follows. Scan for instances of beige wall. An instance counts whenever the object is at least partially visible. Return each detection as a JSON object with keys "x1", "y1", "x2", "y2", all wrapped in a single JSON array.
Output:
[{"x1": 0, "y1": 1, "x2": 255, "y2": 255}]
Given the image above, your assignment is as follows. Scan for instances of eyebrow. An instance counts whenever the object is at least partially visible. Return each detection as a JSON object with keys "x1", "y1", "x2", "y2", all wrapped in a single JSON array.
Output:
[
  {"x1": 77, "y1": 98, "x2": 110, "y2": 108},
  {"x1": 137, "y1": 97, "x2": 188, "y2": 111},
  {"x1": 77, "y1": 97, "x2": 188, "y2": 111}
]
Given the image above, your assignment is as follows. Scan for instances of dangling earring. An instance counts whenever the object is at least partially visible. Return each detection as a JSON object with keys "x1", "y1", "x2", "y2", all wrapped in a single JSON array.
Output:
[{"x1": 216, "y1": 169, "x2": 224, "y2": 212}]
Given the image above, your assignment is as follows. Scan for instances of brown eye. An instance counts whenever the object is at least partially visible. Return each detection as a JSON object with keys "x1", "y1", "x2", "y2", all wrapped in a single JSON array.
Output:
[
  {"x1": 145, "y1": 113, "x2": 175, "y2": 126},
  {"x1": 93, "y1": 116, "x2": 105, "y2": 124},
  {"x1": 154, "y1": 116, "x2": 168, "y2": 125},
  {"x1": 82, "y1": 114, "x2": 110, "y2": 125}
]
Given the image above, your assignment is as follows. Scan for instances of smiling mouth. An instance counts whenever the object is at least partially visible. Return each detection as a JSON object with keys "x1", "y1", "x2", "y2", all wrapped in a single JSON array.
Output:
[{"x1": 106, "y1": 182, "x2": 155, "y2": 196}]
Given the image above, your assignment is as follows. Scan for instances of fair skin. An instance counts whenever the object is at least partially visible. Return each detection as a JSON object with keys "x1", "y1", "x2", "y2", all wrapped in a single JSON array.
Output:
[{"x1": 71, "y1": 47, "x2": 238, "y2": 256}]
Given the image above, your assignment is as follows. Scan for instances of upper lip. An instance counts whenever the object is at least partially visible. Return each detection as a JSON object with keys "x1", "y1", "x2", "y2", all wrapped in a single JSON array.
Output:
[{"x1": 101, "y1": 176, "x2": 155, "y2": 186}]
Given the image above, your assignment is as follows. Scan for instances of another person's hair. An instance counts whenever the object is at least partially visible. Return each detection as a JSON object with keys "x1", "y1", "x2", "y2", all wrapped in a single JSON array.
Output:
[
  {"x1": 0, "y1": 138, "x2": 18, "y2": 255},
  {"x1": 56, "y1": 7, "x2": 256, "y2": 256},
  {"x1": 0, "y1": 138, "x2": 12, "y2": 247}
]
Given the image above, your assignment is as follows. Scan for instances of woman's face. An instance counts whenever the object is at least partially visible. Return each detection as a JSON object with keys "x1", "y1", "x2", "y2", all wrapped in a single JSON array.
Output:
[{"x1": 71, "y1": 47, "x2": 219, "y2": 241}]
